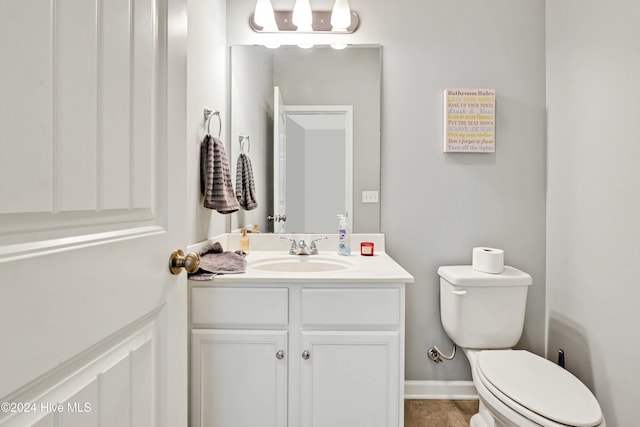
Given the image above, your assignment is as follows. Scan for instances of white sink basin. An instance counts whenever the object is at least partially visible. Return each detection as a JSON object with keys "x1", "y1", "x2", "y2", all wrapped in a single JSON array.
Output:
[{"x1": 250, "y1": 257, "x2": 351, "y2": 273}]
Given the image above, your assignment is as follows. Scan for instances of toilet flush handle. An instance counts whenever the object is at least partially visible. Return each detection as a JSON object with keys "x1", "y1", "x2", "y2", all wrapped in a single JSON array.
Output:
[{"x1": 451, "y1": 290, "x2": 468, "y2": 296}]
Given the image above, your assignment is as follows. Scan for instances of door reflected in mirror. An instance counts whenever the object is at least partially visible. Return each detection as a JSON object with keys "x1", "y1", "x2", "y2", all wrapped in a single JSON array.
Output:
[
  {"x1": 273, "y1": 104, "x2": 353, "y2": 234},
  {"x1": 230, "y1": 45, "x2": 381, "y2": 234}
]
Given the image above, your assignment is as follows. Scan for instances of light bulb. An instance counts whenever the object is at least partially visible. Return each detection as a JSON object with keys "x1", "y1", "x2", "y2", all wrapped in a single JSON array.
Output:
[
  {"x1": 331, "y1": 0, "x2": 351, "y2": 31},
  {"x1": 292, "y1": 0, "x2": 313, "y2": 29},
  {"x1": 253, "y1": 0, "x2": 277, "y2": 29},
  {"x1": 330, "y1": 43, "x2": 348, "y2": 50}
]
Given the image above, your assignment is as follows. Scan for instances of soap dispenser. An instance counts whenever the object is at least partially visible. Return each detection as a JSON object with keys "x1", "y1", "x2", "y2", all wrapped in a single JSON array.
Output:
[
  {"x1": 240, "y1": 227, "x2": 250, "y2": 254},
  {"x1": 337, "y1": 214, "x2": 351, "y2": 256}
]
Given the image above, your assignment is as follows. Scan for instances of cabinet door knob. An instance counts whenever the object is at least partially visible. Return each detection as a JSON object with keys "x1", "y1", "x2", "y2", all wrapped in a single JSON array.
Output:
[
  {"x1": 276, "y1": 350, "x2": 285, "y2": 360},
  {"x1": 301, "y1": 350, "x2": 310, "y2": 360}
]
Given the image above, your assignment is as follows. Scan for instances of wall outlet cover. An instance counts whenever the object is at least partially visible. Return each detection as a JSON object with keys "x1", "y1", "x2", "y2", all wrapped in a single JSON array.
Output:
[{"x1": 362, "y1": 190, "x2": 379, "y2": 204}]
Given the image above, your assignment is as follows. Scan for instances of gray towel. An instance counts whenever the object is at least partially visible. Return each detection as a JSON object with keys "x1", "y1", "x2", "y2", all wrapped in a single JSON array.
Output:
[
  {"x1": 235, "y1": 153, "x2": 258, "y2": 210},
  {"x1": 200, "y1": 135, "x2": 240, "y2": 214},
  {"x1": 188, "y1": 250, "x2": 247, "y2": 281}
]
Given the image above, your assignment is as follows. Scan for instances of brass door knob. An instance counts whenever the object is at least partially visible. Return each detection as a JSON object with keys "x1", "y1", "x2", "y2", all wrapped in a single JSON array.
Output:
[{"x1": 169, "y1": 249, "x2": 200, "y2": 275}]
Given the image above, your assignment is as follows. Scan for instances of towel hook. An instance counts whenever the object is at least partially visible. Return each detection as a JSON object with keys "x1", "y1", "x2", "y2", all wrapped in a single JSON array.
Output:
[
  {"x1": 239, "y1": 134, "x2": 251, "y2": 153},
  {"x1": 204, "y1": 108, "x2": 221, "y2": 138}
]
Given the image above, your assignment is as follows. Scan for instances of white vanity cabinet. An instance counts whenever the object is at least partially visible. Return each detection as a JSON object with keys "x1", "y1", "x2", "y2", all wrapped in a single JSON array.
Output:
[
  {"x1": 297, "y1": 286, "x2": 402, "y2": 427},
  {"x1": 190, "y1": 287, "x2": 289, "y2": 427},
  {"x1": 190, "y1": 282, "x2": 406, "y2": 427},
  {"x1": 191, "y1": 329, "x2": 288, "y2": 427}
]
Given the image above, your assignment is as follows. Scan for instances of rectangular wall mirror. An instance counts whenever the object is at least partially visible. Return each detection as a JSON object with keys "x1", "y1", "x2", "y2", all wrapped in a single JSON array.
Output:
[{"x1": 230, "y1": 45, "x2": 381, "y2": 234}]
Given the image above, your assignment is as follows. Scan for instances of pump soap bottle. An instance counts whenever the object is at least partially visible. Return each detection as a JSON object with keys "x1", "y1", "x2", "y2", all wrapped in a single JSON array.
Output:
[
  {"x1": 240, "y1": 227, "x2": 250, "y2": 254},
  {"x1": 337, "y1": 214, "x2": 351, "y2": 256}
]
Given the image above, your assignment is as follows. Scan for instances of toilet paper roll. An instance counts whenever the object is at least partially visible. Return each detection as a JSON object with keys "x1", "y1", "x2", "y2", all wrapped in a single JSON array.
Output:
[{"x1": 472, "y1": 247, "x2": 505, "y2": 274}]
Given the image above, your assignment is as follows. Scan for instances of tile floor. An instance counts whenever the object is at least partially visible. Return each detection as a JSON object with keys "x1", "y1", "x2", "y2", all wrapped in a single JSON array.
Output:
[{"x1": 404, "y1": 400, "x2": 479, "y2": 427}]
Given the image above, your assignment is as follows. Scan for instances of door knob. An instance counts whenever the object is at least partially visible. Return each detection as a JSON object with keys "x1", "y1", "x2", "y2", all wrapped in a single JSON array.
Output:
[
  {"x1": 169, "y1": 249, "x2": 200, "y2": 275},
  {"x1": 276, "y1": 350, "x2": 285, "y2": 360},
  {"x1": 302, "y1": 350, "x2": 310, "y2": 360}
]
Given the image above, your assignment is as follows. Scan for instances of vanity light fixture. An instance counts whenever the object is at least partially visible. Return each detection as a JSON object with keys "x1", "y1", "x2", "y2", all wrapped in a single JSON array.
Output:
[{"x1": 250, "y1": 0, "x2": 360, "y2": 34}]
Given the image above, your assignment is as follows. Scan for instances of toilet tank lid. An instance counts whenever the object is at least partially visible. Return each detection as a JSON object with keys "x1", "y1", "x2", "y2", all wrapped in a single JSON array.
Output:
[{"x1": 437, "y1": 265, "x2": 532, "y2": 286}]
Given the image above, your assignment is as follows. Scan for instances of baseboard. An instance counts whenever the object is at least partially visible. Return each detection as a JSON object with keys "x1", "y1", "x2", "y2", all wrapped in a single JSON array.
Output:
[{"x1": 404, "y1": 380, "x2": 478, "y2": 400}]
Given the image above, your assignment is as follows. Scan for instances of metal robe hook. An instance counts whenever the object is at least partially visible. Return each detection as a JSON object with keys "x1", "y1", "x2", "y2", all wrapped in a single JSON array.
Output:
[{"x1": 204, "y1": 108, "x2": 221, "y2": 137}]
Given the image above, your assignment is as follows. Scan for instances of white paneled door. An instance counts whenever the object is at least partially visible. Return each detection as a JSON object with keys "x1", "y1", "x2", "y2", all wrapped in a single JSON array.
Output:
[{"x1": 0, "y1": 0, "x2": 189, "y2": 426}]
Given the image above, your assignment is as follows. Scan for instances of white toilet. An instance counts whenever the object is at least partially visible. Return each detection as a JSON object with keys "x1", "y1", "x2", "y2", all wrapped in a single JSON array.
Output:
[{"x1": 438, "y1": 265, "x2": 605, "y2": 427}]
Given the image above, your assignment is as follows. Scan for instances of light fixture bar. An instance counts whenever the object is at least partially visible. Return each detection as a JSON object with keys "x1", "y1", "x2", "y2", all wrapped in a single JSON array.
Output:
[{"x1": 250, "y1": 10, "x2": 360, "y2": 33}]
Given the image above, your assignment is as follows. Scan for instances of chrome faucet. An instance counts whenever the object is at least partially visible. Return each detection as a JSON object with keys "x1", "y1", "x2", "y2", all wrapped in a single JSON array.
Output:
[{"x1": 280, "y1": 236, "x2": 327, "y2": 255}]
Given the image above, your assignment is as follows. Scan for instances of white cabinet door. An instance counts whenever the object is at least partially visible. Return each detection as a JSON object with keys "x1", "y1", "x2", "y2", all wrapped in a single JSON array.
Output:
[
  {"x1": 192, "y1": 330, "x2": 288, "y2": 427},
  {"x1": 299, "y1": 331, "x2": 400, "y2": 427}
]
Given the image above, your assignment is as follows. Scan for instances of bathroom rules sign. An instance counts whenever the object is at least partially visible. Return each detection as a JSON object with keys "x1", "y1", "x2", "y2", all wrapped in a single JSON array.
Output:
[{"x1": 443, "y1": 89, "x2": 495, "y2": 153}]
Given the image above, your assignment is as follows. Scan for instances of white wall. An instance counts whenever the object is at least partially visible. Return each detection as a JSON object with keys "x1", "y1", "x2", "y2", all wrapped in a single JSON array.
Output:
[
  {"x1": 227, "y1": 0, "x2": 547, "y2": 384},
  {"x1": 546, "y1": 1, "x2": 640, "y2": 425},
  {"x1": 187, "y1": 0, "x2": 228, "y2": 244}
]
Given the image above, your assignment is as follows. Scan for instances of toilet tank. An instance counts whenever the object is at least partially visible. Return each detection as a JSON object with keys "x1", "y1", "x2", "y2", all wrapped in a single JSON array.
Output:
[{"x1": 438, "y1": 265, "x2": 532, "y2": 349}]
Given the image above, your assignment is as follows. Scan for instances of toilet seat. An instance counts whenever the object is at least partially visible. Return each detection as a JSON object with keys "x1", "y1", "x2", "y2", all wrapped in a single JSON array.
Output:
[{"x1": 477, "y1": 350, "x2": 603, "y2": 427}]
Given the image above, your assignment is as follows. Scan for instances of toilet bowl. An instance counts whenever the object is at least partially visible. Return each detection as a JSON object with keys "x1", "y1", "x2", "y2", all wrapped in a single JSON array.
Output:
[
  {"x1": 466, "y1": 349, "x2": 604, "y2": 427},
  {"x1": 437, "y1": 265, "x2": 605, "y2": 427}
]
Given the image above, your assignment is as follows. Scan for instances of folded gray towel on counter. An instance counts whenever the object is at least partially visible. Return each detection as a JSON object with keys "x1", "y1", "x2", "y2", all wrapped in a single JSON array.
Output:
[
  {"x1": 200, "y1": 135, "x2": 240, "y2": 214},
  {"x1": 188, "y1": 250, "x2": 247, "y2": 281},
  {"x1": 235, "y1": 153, "x2": 258, "y2": 210}
]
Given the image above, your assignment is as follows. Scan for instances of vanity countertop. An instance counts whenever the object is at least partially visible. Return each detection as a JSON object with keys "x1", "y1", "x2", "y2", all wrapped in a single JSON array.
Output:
[
  {"x1": 188, "y1": 233, "x2": 413, "y2": 284},
  {"x1": 202, "y1": 250, "x2": 414, "y2": 284}
]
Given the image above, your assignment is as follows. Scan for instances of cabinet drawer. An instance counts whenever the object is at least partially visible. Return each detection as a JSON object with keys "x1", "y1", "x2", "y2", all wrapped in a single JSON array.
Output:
[
  {"x1": 192, "y1": 287, "x2": 288, "y2": 327},
  {"x1": 301, "y1": 288, "x2": 400, "y2": 327}
]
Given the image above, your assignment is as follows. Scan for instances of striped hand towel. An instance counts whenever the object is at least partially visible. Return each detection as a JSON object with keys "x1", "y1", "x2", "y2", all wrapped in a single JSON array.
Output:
[
  {"x1": 235, "y1": 153, "x2": 258, "y2": 210},
  {"x1": 200, "y1": 135, "x2": 240, "y2": 214}
]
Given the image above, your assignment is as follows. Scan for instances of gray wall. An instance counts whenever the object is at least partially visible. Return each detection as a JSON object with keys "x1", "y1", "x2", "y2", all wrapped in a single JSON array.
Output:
[
  {"x1": 546, "y1": 1, "x2": 640, "y2": 425},
  {"x1": 227, "y1": 0, "x2": 547, "y2": 384}
]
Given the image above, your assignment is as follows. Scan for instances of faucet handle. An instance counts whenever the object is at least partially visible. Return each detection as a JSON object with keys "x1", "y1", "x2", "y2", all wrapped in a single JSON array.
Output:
[
  {"x1": 310, "y1": 236, "x2": 328, "y2": 249},
  {"x1": 309, "y1": 236, "x2": 327, "y2": 254},
  {"x1": 280, "y1": 236, "x2": 298, "y2": 254}
]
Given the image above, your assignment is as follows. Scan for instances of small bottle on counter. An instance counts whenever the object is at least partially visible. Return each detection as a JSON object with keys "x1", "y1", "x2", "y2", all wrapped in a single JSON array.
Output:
[
  {"x1": 240, "y1": 227, "x2": 250, "y2": 254},
  {"x1": 337, "y1": 214, "x2": 351, "y2": 256}
]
